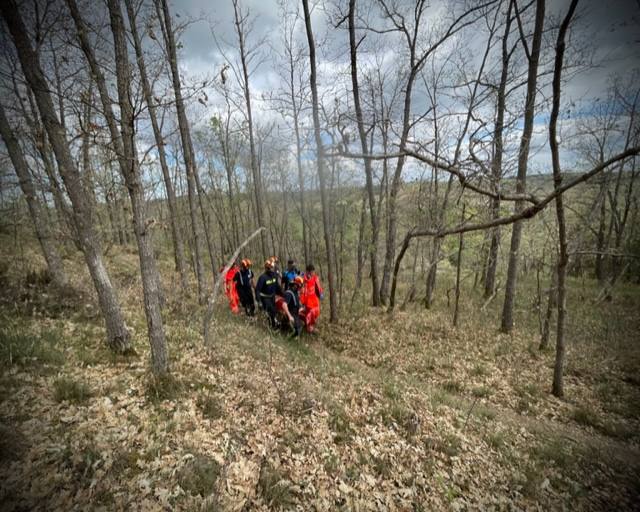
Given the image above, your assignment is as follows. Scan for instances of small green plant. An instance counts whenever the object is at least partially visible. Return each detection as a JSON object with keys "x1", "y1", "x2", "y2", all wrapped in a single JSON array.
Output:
[
  {"x1": 442, "y1": 379, "x2": 464, "y2": 394},
  {"x1": 0, "y1": 327, "x2": 64, "y2": 367},
  {"x1": 425, "y1": 434, "x2": 462, "y2": 458},
  {"x1": 197, "y1": 394, "x2": 224, "y2": 420},
  {"x1": 328, "y1": 404, "x2": 354, "y2": 444},
  {"x1": 177, "y1": 454, "x2": 221, "y2": 497},
  {"x1": 530, "y1": 438, "x2": 573, "y2": 469},
  {"x1": 472, "y1": 386, "x2": 491, "y2": 398},
  {"x1": 486, "y1": 431, "x2": 506, "y2": 451},
  {"x1": 53, "y1": 377, "x2": 92, "y2": 404},
  {"x1": 471, "y1": 363, "x2": 488, "y2": 376},
  {"x1": 323, "y1": 453, "x2": 340, "y2": 476},
  {"x1": 571, "y1": 405, "x2": 600, "y2": 430},
  {"x1": 259, "y1": 461, "x2": 294, "y2": 508},
  {"x1": 145, "y1": 374, "x2": 182, "y2": 402}
]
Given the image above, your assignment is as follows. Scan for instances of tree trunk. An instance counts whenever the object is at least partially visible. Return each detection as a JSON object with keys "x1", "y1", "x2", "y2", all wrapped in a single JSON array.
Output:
[
  {"x1": 539, "y1": 267, "x2": 556, "y2": 350},
  {"x1": 232, "y1": 0, "x2": 268, "y2": 261},
  {"x1": 453, "y1": 204, "x2": 466, "y2": 327},
  {"x1": 67, "y1": 0, "x2": 168, "y2": 373},
  {"x1": 500, "y1": 0, "x2": 545, "y2": 333},
  {"x1": 0, "y1": 103, "x2": 68, "y2": 288},
  {"x1": 105, "y1": 0, "x2": 168, "y2": 375},
  {"x1": 302, "y1": 0, "x2": 338, "y2": 322},
  {"x1": 348, "y1": 0, "x2": 381, "y2": 306},
  {"x1": 1, "y1": 1, "x2": 132, "y2": 353},
  {"x1": 156, "y1": 0, "x2": 207, "y2": 304},
  {"x1": 124, "y1": 0, "x2": 188, "y2": 292},
  {"x1": 550, "y1": 0, "x2": 579, "y2": 398}
]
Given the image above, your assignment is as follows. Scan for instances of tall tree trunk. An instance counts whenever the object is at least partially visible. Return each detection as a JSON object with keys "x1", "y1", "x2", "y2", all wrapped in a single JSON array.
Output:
[
  {"x1": 66, "y1": 0, "x2": 168, "y2": 373},
  {"x1": 484, "y1": 2, "x2": 514, "y2": 299},
  {"x1": 500, "y1": 0, "x2": 545, "y2": 333},
  {"x1": 1, "y1": 1, "x2": 132, "y2": 352},
  {"x1": 348, "y1": 0, "x2": 381, "y2": 306},
  {"x1": 550, "y1": 0, "x2": 579, "y2": 398},
  {"x1": 302, "y1": 0, "x2": 338, "y2": 322},
  {"x1": 232, "y1": 0, "x2": 268, "y2": 261},
  {"x1": 156, "y1": 0, "x2": 207, "y2": 304},
  {"x1": 0, "y1": 104, "x2": 68, "y2": 288},
  {"x1": 124, "y1": 0, "x2": 188, "y2": 291},
  {"x1": 106, "y1": 0, "x2": 168, "y2": 375},
  {"x1": 539, "y1": 267, "x2": 557, "y2": 350},
  {"x1": 453, "y1": 204, "x2": 466, "y2": 327}
]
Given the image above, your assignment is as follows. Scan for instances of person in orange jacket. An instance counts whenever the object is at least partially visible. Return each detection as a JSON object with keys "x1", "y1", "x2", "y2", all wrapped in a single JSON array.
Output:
[
  {"x1": 300, "y1": 263, "x2": 324, "y2": 333},
  {"x1": 223, "y1": 262, "x2": 240, "y2": 314}
]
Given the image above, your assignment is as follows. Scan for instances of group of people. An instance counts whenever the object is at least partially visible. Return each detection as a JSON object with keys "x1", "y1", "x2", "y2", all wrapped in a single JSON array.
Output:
[{"x1": 223, "y1": 257, "x2": 324, "y2": 337}]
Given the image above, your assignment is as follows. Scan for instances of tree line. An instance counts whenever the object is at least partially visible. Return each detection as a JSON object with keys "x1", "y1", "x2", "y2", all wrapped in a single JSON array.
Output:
[{"x1": 0, "y1": 0, "x2": 638, "y2": 398}]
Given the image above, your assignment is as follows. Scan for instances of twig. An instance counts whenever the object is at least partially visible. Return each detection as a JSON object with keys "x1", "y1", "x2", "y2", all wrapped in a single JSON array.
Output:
[{"x1": 463, "y1": 396, "x2": 479, "y2": 431}]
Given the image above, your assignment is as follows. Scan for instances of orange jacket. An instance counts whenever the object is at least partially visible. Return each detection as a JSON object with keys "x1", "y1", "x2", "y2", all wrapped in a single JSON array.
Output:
[{"x1": 301, "y1": 273, "x2": 323, "y2": 309}]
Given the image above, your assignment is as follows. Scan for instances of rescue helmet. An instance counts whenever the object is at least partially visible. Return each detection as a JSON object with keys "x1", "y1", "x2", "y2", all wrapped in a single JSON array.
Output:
[
  {"x1": 241, "y1": 258, "x2": 252, "y2": 268},
  {"x1": 293, "y1": 276, "x2": 304, "y2": 287},
  {"x1": 264, "y1": 259, "x2": 274, "y2": 270}
]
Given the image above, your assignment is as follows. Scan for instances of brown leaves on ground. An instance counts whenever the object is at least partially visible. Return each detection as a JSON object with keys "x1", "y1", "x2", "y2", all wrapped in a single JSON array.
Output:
[{"x1": 1, "y1": 253, "x2": 639, "y2": 510}]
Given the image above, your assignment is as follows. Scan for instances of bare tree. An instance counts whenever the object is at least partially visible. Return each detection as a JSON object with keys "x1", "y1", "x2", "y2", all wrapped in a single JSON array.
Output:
[
  {"x1": 500, "y1": 0, "x2": 545, "y2": 333},
  {"x1": 123, "y1": 0, "x2": 188, "y2": 292},
  {"x1": 549, "y1": 0, "x2": 579, "y2": 398},
  {"x1": 1, "y1": 1, "x2": 132, "y2": 353},
  {"x1": 155, "y1": 0, "x2": 207, "y2": 304},
  {"x1": 0, "y1": 103, "x2": 68, "y2": 288},
  {"x1": 231, "y1": 0, "x2": 268, "y2": 261},
  {"x1": 302, "y1": 0, "x2": 338, "y2": 322}
]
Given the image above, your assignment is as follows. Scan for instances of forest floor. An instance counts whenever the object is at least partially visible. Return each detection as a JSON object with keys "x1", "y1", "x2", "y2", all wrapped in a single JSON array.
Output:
[{"x1": 1, "y1": 243, "x2": 639, "y2": 511}]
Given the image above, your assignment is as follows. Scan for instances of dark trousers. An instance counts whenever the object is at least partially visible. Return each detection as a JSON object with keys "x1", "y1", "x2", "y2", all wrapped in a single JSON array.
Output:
[
  {"x1": 238, "y1": 287, "x2": 255, "y2": 316},
  {"x1": 261, "y1": 296, "x2": 277, "y2": 327}
]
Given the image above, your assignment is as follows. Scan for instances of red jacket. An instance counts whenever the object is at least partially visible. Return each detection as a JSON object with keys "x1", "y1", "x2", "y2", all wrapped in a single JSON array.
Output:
[{"x1": 301, "y1": 273, "x2": 323, "y2": 309}]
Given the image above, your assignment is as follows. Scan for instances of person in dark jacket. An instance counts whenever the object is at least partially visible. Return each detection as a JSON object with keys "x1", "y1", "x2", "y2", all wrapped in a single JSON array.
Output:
[
  {"x1": 282, "y1": 275, "x2": 303, "y2": 337},
  {"x1": 282, "y1": 259, "x2": 300, "y2": 291},
  {"x1": 234, "y1": 258, "x2": 255, "y2": 316},
  {"x1": 255, "y1": 259, "x2": 282, "y2": 328}
]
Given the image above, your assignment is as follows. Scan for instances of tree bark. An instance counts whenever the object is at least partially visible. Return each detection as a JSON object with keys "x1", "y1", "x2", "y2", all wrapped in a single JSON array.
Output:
[
  {"x1": 348, "y1": 0, "x2": 381, "y2": 306},
  {"x1": 453, "y1": 204, "x2": 466, "y2": 327},
  {"x1": 232, "y1": 0, "x2": 268, "y2": 261},
  {"x1": 550, "y1": 0, "x2": 579, "y2": 398},
  {"x1": 484, "y1": 1, "x2": 514, "y2": 299},
  {"x1": 1, "y1": 1, "x2": 132, "y2": 353},
  {"x1": 500, "y1": 0, "x2": 545, "y2": 333},
  {"x1": 124, "y1": 0, "x2": 188, "y2": 292},
  {"x1": 156, "y1": 0, "x2": 207, "y2": 304},
  {"x1": 302, "y1": 0, "x2": 338, "y2": 322},
  {"x1": 0, "y1": 103, "x2": 68, "y2": 288},
  {"x1": 106, "y1": 0, "x2": 169, "y2": 375}
]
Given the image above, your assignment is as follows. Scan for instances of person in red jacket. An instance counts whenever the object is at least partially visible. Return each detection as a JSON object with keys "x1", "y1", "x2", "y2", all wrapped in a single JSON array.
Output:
[
  {"x1": 300, "y1": 263, "x2": 324, "y2": 333},
  {"x1": 223, "y1": 262, "x2": 240, "y2": 314}
]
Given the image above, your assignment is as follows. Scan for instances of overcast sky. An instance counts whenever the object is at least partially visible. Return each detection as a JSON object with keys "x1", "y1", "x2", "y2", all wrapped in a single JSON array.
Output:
[{"x1": 172, "y1": 0, "x2": 639, "y2": 99}]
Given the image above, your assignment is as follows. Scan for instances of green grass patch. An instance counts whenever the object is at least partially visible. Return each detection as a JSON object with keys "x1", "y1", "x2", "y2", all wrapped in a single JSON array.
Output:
[
  {"x1": 145, "y1": 374, "x2": 183, "y2": 402},
  {"x1": 196, "y1": 394, "x2": 224, "y2": 421},
  {"x1": 177, "y1": 454, "x2": 221, "y2": 498},
  {"x1": 571, "y1": 405, "x2": 600, "y2": 429},
  {"x1": 530, "y1": 438, "x2": 574, "y2": 469},
  {"x1": 328, "y1": 404, "x2": 355, "y2": 444},
  {"x1": 259, "y1": 461, "x2": 295, "y2": 509},
  {"x1": 472, "y1": 385, "x2": 491, "y2": 398},
  {"x1": 425, "y1": 433, "x2": 462, "y2": 458},
  {"x1": 442, "y1": 379, "x2": 464, "y2": 394},
  {"x1": 0, "y1": 326, "x2": 64, "y2": 367},
  {"x1": 53, "y1": 377, "x2": 92, "y2": 404}
]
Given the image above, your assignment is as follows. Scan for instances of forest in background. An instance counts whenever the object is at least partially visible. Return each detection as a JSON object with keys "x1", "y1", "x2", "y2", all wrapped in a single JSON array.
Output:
[{"x1": 0, "y1": 0, "x2": 639, "y2": 509}]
